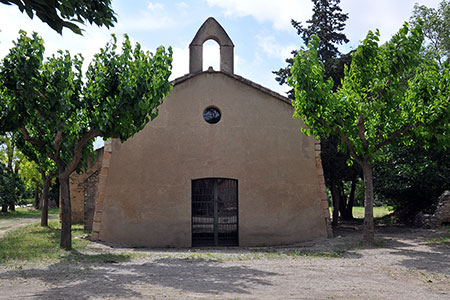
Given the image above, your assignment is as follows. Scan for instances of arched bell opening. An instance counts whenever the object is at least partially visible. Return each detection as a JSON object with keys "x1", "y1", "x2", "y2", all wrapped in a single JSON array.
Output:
[
  {"x1": 189, "y1": 17, "x2": 234, "y2": 74},
  {"x1": 202, "y1": 39, "x2": 220, "y2": 71}
]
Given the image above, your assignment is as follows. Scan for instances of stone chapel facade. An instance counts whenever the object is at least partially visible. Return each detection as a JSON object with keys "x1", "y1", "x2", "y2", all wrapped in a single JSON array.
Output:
[{"x1": 71, "y1": 17, "x2": 332, "y2": 247}]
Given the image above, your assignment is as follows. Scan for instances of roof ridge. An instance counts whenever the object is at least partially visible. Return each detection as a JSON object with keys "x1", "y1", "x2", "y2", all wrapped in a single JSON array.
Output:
[{"x1": 172, "y1": 70, "x2": 291, "y2": 105}]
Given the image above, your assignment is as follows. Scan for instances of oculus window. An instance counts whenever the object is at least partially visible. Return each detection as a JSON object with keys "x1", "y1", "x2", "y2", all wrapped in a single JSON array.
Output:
[{"x1": 203, "y1": 106, "x2": 221, "y2": 124}]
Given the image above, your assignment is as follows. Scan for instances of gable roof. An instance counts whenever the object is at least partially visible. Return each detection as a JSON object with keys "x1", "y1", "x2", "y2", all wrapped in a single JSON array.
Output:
[{"x1": 172, "y1": 69, "x2": 291, "y2": 105}]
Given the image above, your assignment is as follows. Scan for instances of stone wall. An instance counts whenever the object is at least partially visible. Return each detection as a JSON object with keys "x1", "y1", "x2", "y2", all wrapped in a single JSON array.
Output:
[
  {"x1": 315, "y1": 140, "x2": 333, "y2": 237},
  {"x1": 68, "y1": 148, "x2": 103, "y2": 225},
  {"x1": 414, "y1": 190, "x2": 450, "y2": 228},
  {"x1": 83, "y1": 168, "x2": 101, "y2": 230}
]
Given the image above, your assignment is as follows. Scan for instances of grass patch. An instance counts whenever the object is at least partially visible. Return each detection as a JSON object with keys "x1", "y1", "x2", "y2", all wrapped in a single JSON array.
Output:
[
  {"x1": 352, "y1": 206, "x2": 393, "y2": 219},
  {"x1": 0, "y1": 220, "x2": 136, "y2": 265},
  {"x1": 425, "y1": 236, "x2": 450, "y2": 245},
  {"x1": 329, "y1": 206, "x2": 393, "y2": 219},
  {"x1": 179, "y1": 248, "x2": 346, "y2": 261},
  {"x1": 0, "y1": 207, "x2": 59, "y2": 220},
  {"x1": 0, "y1": 220, "x2": 87, "y2": 263}
]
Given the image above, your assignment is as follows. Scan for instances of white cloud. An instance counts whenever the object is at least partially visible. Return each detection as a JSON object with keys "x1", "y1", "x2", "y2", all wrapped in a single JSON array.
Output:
[
  {"x1": 256, "y1": 35, "x2": 296, "y2": 62},
  {"x1": 115, "y1": 1, "x2": 175, "y2": 31},
  {"x1": 176, "y1": 2, "x2": 189, "y2": 10},
  {"x1": 205, "y1": 0, "x2": 313, "y2": 31},
  {"x1": 170, "y1": 46, "x2": 189, "y2": 79},
  {"x1": 147, "y1": 2, "x2": 164, "y2": 11},
  {"x1": 341, "y1": 0, "x2": 442, "y2": 46},
  {"x1": 0, "y1": 5, "x2": 111, "y2": 72}
]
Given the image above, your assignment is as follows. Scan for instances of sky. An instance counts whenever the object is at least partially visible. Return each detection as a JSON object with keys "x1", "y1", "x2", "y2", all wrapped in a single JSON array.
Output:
[{"x1": 0, "y1": 0, "x2": 443, "y2": 96}]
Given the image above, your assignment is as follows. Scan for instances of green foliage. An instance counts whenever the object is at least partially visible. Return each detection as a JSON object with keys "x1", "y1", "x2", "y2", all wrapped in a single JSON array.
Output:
[
  {"x1": 84, "y1": 34, "x2": 173, "y2": 141},
  {"x1": 291, "y1": 23, "x2": 449, "y2": 159},
  {"x1": 0, "y1": 134, "x2": 28, "y2": 206},
  {"x1": 274, "y1": 0, "x2": 349, "y2": 97},
  {"x1": 411, "y1": 0, "x2": 450, "y2": 64},
  {"x1": 0, "y1": 162, "x2": 15, "y2": 206},
  {"x1": 289, "y1": 22, "x2": 450, "y2": 242},
  {"x1": 0, "y1": 0, "x2": 116, "y2": 34},
  {"x1": 0, "y1": 30, "x2": 172, "y2": 249},
  {"x1": 374, "y1": 143, "x2": 450, "y2": 223}
]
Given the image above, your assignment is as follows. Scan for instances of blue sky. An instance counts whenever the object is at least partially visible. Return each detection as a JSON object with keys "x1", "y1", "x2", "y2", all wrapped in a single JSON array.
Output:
[{"x1": 0, "y1": 0, "x2": 443, "y2": 96}]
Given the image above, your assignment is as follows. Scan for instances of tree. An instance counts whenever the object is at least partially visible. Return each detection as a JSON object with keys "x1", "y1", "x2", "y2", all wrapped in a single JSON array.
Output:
[
  {"x1": 289, "y1": 23, "x2": 450, "y2": 244},
  {"x1": 15, "y1": 132, "x2": 57, "y2": 226},
  {"x1": 0, "y1": 133, "x2": 23, "y2": 211},
  {"x1": 369, "y1": 0, "x2": 450, "y2": 223},
  {"x1": 274, "y1": 0, "x2": 349, "y2": 98},
  {"x1": 0, "y1": 0, "x2": 116, "y2": 34},
  {"x1": 0, "y1": 31, "x2": 173, "y2": 249},
  {"x1": 373, "y1": 142, "x2": 450, "y2": 223},
  {"x1": 17, "y1": 154, "x2": 42, "y2": 208},
  {"x1": 411, "y1": 0, "x2": 450, "y2": 65},
  {"x1": 274, "y1": 0, "x2": 359, "y2": 224}
]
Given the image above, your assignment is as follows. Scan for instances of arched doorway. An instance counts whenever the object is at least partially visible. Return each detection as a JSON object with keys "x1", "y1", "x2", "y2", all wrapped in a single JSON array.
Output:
[{"x1": 191, "y1": 178, "x2": 238, "y2": 246}]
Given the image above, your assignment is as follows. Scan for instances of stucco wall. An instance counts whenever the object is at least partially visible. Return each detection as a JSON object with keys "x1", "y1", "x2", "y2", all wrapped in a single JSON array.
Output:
[{"x1": 97, "y1": 71, "x2": 329, "y2": 247}]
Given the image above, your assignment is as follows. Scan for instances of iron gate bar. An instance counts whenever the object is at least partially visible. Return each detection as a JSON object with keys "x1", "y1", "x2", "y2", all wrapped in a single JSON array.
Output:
[{"x1": 192, "y1": 178, "x2": 238, "y2": 247}]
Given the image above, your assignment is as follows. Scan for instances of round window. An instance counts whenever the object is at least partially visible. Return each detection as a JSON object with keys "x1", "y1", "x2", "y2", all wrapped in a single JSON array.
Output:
[{"x1": 203, "y1": 106, "x2": 221, "y2": 124}]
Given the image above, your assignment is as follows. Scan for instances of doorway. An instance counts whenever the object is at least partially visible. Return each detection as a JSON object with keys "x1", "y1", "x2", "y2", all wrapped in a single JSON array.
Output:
[{"x1": 191, "y1": 178, "x2": 238, "y2": 246}]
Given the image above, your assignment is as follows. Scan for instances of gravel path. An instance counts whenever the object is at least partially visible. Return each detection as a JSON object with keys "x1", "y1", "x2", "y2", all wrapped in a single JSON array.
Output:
[{"x1": 0, "y1": 224, "x2": 449, "y2": 300}]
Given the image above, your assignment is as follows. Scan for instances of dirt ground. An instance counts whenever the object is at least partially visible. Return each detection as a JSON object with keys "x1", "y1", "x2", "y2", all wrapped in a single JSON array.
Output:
[{"x1": 0, "y1": 220, "x2": 449, "y2": 300}]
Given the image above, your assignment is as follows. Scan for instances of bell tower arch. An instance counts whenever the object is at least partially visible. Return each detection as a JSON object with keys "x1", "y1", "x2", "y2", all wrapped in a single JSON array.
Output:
[{"x1": 189, "y1": 17, "x2": 234, "y2": 74}]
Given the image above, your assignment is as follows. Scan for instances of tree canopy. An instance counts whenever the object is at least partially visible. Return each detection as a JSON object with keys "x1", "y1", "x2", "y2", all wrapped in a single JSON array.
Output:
[
  {"x1": 411, "y1": 0, "x2": 450, "y2": 65},
  {"x1": 0, "y1": 0, "x2": 116, "y2": 34},
  {"x1": 274, "y1": 0, "x2": 349, "y2": 97},
  {"x1": 289, "y1": 23, "x2": 450, "y2": 243},
  {"x1": 0, "y1": 31, "x2": 173, "y2": 249}
]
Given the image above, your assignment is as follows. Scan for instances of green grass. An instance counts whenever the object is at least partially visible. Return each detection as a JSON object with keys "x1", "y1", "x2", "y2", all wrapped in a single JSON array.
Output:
[
  {"x1": 329, "y1": 206, "x2": 393, "y2": 219},
  {"x1": 425, "y1": 236, "x2": 450, "y2": 244},
  {"x1": 352, "y1": 206, "x2": 393, "y2": 219},
  {"x1": 0, "y1": 207, "x2": 59, "y2": 220},
  {"x1": 425, "y1": 226, "x2": 450, "y2": 245},
  {"x1": 0, "y1": 220, "x2": 133, "y2": 264},
  {"x1": 174, "y1": 248, "x2": 346, "y2": 262}
]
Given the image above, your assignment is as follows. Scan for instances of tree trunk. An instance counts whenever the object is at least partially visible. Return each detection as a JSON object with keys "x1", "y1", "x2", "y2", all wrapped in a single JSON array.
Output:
[
  {"x1": 1, "y1": 205, "x2": 7, "y2": 213},
  {"x1": 9, "y1": 203, "x2": 15, "y2": 211},
  {"x1": 338, "y1": 182, "x2": 348, "y2": 220},
  {"x1": 40, "y1": 172, "x2": 51, "y2": 227},
  {"x1": 34, "y1": 185, "x2": 41, "y2": 209},
  {"x1": 361, "y1": 159, "x2": 374, "y2": 245},
  {"x1": 345, "y1": 178, "x2": 357, "y2": 220},
  {"x1": 59, "y1": 175, "x2": 72, "y2": 250},
  {"x1": 330, "y1": 178, "x2": 340, "y2": 227}
]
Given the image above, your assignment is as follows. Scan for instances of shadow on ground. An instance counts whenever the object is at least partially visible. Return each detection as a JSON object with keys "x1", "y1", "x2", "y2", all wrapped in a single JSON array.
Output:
[
  {"x1": 0, "y1": 253, "x2": 277, "y2": 299},
  {"x1": 336, "y1": 223, "x2": 450, "y2": 275}
]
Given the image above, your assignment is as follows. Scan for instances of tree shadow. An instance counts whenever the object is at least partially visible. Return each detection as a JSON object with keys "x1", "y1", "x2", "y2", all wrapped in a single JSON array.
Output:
[
  {"x1": 336, "y1": 224, "x2": 450, "y2": 275},
  {"x1": 0, "y1": 252, "x2": 277, "y2": 299}
]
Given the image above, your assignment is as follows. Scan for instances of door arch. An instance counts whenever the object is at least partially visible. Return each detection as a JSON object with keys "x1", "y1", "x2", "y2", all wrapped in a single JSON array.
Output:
[{"x1": 191, "y1": 178, "x2": 238, "y2": 246}]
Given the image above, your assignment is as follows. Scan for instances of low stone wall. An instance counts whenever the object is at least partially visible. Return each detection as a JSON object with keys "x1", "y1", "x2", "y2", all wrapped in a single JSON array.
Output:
[{"x1": 414, "y1": 190, "x2": 450, "y2": 228}]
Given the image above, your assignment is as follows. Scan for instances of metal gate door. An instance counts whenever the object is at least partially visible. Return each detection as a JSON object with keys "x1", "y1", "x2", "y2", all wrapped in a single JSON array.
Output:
[{"x1": 192, "y1": 178, "x2": 238, "y2": 247}]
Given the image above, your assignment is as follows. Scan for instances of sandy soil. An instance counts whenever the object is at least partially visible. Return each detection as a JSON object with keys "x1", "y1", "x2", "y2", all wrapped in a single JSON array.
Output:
[{"x1": 0, "y1": 222, "x2": 449, "y2": 300}]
